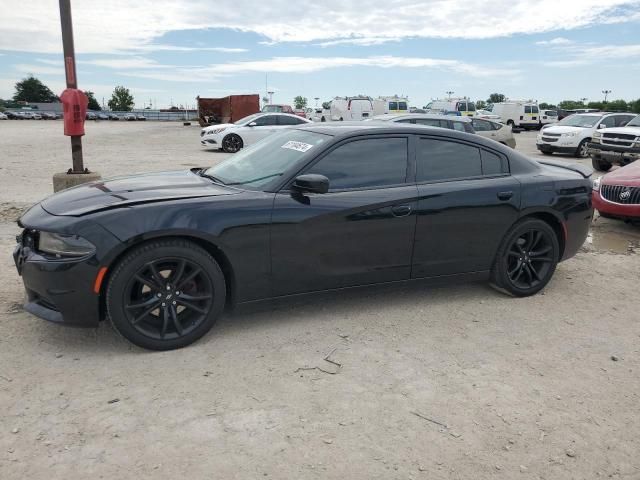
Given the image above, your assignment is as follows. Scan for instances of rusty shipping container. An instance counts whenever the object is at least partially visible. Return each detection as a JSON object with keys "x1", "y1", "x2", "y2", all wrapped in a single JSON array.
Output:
[{"x1": 197, "y1": 94, "x2": 260, "y2": 127}]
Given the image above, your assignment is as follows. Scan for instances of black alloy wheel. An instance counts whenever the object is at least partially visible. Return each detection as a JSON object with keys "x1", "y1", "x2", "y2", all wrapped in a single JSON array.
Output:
[
  {"x1": 222, "y1": 134, "x2": 243, "y2": 153},
  {"x1": 107, "y1": 239, "x2": 225, "y2": 350},
  {"x1": 491, "y1": 218, "x2": 559, "y2": 296}
]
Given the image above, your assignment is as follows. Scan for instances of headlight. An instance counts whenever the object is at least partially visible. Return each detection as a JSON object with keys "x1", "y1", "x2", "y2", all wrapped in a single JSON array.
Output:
[
  {"x1": 562, "y1": 132, "x2": 579, "y2": 137},
  {"x1": 592, "y1": 176, "x2": 601, "y2": 192},
  {"x1": 592, "y1": 131, "x2": 602, "y2": 138},
  {"x1": 37, "y1": 232, "x2": 96, "y2": 258}
]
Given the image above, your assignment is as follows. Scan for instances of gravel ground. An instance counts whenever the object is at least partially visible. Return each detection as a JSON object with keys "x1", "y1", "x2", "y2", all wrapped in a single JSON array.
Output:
[{"x1": 1, "y1": 120, "x2": 639, "y2": 479}]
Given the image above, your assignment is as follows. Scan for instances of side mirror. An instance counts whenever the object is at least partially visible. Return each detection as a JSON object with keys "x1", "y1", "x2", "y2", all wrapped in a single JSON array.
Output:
[
  {"x1": 291, "y1": 174, "x2": 329, "y2": 194},
  {"x1": 599, "y1": 124, "x2": 606, "y2": 129},
  {"x1": 248, "y1": 121, "x2": 257, "y2": 127}
]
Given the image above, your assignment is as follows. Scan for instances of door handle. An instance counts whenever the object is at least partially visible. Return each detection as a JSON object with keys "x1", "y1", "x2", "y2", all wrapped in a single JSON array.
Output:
[
  {"x1": 497, "y1": 191, "x2": 513, "y2": 201},
  {"x1": 391, "y1": 205, "x2": 412, "y2": 217}
]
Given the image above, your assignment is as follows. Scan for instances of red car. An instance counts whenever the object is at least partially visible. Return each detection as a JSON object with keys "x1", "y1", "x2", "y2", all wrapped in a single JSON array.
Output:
[{"x1": 592, "y1": 161, "x2": 640, "y2": 223}]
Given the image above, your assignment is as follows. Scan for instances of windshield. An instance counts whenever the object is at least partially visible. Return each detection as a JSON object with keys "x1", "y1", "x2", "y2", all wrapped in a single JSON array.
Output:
[
  {"x1": 626, "y1": 115, "x2": 640, "y2": 127},
  {"x1": 234, "y1": 113, "x2": 261, "y2": 125},
  {"x1": 457, "y1": 102, "x2": 476, "y2": 112},
  {"x1": 262, "y1": 105, "x2": 282, "y2": 113},
  {"x1": 204, "y1": 130, "x2": 330, "y2": 190},
  {"x1": 557, "y1": 114, "x2": 602, "y2": 128}
]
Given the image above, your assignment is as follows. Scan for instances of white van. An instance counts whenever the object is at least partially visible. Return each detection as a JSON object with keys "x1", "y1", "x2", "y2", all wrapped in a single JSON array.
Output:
[
  {"x1": 539, "y1": 109, "x2": 559, "y2": 127},
  {"x1": 424, "y1": 98, "x2": 476, "y2": 117},
  {"x1": 329, "y1": 96, "x2": 374, "y2": 121},
  {"x1": 373, "y1": 96, "x2": 409, "y2": 116},
  {"x1": 490, "y1": 101, "x2": 540, "y2": 129}
]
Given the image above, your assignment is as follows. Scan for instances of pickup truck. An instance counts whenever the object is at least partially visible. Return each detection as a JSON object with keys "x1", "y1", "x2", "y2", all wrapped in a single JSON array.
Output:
[{"x1": 588, "y1": 114, "x2": 640, "y2": 171}]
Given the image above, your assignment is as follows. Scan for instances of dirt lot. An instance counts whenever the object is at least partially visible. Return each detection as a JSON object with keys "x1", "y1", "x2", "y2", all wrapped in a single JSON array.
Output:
[{"x1": 1, "y1": 121, "x2": 639, "y2": 479}]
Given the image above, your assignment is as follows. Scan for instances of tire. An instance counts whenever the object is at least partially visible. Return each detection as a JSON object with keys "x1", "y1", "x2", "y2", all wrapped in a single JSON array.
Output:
[
  {"x1": 221, "y1": 133, "x2": 243, "y2": 153},
  {"x1": 541, "y1": 151, "x2": 553, "y2": 155},
  {"x1": 490, "y1": 218, "x2": 559, "y2": 297},
  {"x1": 106, "y1": 239, "x2": 226, "y2": 350},
  {"x1": 591, "y1": 157, "x2": 612, "y2": 172},
  {"x1": 575, "y1": 139, "x2": 589, "y2": 158}
]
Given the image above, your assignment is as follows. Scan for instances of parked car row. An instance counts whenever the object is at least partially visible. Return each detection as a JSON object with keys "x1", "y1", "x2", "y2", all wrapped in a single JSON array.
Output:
[
  {"x1": 2, "y1": 111, "x2": 147, "y2": 121},
  {"x1": 201, "y1": 111, "x2": 518, "y2": 153},
  {"x1": 3, "y1": 111, "x2": 61, "y2": 120}
]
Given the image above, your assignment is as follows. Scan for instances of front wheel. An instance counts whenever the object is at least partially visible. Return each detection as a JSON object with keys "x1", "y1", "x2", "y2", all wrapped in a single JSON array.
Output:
[
  {"x1": 541, "y1": 151, "x2": 553, "y2": 156},
  {"x1": 106, "y1": 239, "x2": 226, "y2": 350},
  {"x1": 221, "y1": 133, "x2": 243, "y2": 153},
  {"x1": 591, "y1": 157, "x2": 612, "y2": 171},
  {"x1": 491, "y1": 219, "x2": 559, "y2": 297},
  {"x1": 575, "y1": 139, "x2": 589, "y2": 158}
]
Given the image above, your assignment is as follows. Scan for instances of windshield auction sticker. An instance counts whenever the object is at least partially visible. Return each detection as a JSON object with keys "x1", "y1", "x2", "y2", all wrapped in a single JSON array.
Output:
[{"x1": 281, "y1": 141, "x2": 314, "y2": 153}]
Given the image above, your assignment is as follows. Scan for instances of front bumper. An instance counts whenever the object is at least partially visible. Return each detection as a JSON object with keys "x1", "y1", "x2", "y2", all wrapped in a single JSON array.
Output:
[
  {"x1": 592, "y1": 190, "x2": 640, "y2": 220},
  {"x1": 588, "y1": 143, "x2": 640, "y2": 163},
  {"x1": 13, "y1": 239, "x2": 101, "y2": 327},
  {"x1": 536, "y1": 142, "x2": 577, "y2": 154},
  {"x1": 201, "y1": 137, "x2": 218, "y2": 146}
]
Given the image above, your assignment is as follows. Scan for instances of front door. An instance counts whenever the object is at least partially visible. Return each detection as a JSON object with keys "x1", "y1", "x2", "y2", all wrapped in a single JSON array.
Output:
[
  {"x1": 242, "y1": 114, "x2": 278, "y2": 144},
  {"x1": 411, "y1": 135, "x2": 521, "y2": 278},
  {"x1": 270, "y1": 136, "x2": 418, "y2": 296}
]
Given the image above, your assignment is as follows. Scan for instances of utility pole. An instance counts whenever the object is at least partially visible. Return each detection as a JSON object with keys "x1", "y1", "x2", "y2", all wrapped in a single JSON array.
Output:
[
  {"x1": 314, "y1": 97, "x2": 319, "y2": 107},
  {"x1": 267, "y1": 91, "x2": 274, "y2": 104},
  {"x1": 445, "y1": 91, "x2": 454, "y2": 100},
  {"x1": 602, "y1": 90, "x2": 612, "y2": 103},
  {"x1": 59, "y1": 0, "x2": 83, "y2": 173},
  {"x1": 580, "y1": 97, "x2": 588, "y2": 104}
]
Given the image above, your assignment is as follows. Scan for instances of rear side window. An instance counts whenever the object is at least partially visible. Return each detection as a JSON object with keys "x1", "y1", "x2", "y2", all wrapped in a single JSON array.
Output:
[
  {"x1": 307, "y1": 137, "x2": 408, "y2": 190},
  {"x1": 415, "y1": 118, "x2": 448, "y2": 128},
  {"x1": 417, "y1": 139, "x2": 504, "y2": 182},
  {"x1": 398, "y1": 102, "x2": 408, "y2": 111},
  {"x1": 452, "y1": 122, "x2": 466, "y2": 132},
  {"x1": 471, "y1": 119, "x2": 492, "y2": 132}
]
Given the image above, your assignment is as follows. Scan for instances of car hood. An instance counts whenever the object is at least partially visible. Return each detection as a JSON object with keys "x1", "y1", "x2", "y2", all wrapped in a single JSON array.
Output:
[
  {"x1": 599, "y1": 126, "x2": 640, "y2": 136},
  {"x1": 41, "y1": 170, "x2": 239, "y2": 216},
  {"x1": 602, "y1": 161, "x2": 640, "y2": 185},
  {"x1": 203, "y1": 123, "x2": 235, "y2": 133},
  {"x1": 541, "y1": 125, "x2": 589, "y2": 134}
]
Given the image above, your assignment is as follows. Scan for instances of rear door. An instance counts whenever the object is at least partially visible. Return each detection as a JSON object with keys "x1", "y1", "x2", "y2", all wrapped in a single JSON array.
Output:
[
  {"x1": 270, "y1": 135, "x2": 418, "y2": 296},
  {"x1": 411, "y1": 135, "x2": 521, "y2": 278}
]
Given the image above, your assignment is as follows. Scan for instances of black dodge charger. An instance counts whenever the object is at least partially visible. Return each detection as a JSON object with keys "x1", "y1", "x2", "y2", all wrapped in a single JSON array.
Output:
[{"x1": 14, "y1": 123, "x2": 593, "y2": 350}]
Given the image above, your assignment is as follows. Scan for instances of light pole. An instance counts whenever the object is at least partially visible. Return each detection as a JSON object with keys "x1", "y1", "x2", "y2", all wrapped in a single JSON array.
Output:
[
  {"x1": 267, "y1": 91, "x2": 274, "y2": 104},
  {"x1": 602, "y1": 90, "x2": 612, "y2": 103},
  {"x1": 314, "y1": 97, "x2": 319, "y2": 107},
  {"x1": 445, "y1": 91, "x2": 454, "y2": 100},
  {"x1": 580, "y1": 97, "x2": 588, "y2": 105}
]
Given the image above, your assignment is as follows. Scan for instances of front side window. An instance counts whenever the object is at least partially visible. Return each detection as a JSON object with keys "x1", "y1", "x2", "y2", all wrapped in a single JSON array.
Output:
[
  {"x1": 532, "y1": 106, "x2": 539, "y2": 113},
  {"x1": 389, "y1": 102, "x2": 398, "y2": 110},
  {"x1": 398, "y1": 102, "x2": 408, "y2": 111},
  {"x1": 457, "y1": 102, "x2": 467, "y2": 112},
  {"x1": 254, "y1": 115, "x2": 277, "y2": 126},
  {"x1": 600, "y1": 116, "x2": 616, "y2": 128},
  {"x1": 278, "y1": 115, "x2": 305, "y2": 125},
  {"x1": 524, "y1": 106, "x2": 532, "y2": 114},
  {"x1": 415, "y1": 118, "x2": 447, "y2": 128},
  {"x1": 307, "y1": 138, "x2": 408, "y2": 190}
]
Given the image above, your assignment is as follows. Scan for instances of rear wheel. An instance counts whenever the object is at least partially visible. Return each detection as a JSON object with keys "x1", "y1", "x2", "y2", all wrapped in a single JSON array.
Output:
[
  {"x1": 107, "y1": 239, "x2": 226, "y2": 350},
  {"x1": 221, "y1": 134, "x2": 243, "y2": 153},
  {"x1": 491, "y1": 218, "x2": 559, "y2": 297},
  {"x1": 591, "y1": 157, "x2": 612, "y2": 171}
]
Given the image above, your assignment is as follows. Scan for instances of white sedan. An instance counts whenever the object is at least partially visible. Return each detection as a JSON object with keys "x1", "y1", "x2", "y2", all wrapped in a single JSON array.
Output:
[{"x1": 201, "y1": 112, "x2": 312, "y2": 153}]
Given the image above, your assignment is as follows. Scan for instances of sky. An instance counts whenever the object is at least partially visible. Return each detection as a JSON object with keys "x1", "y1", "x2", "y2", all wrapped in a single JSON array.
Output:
[{"x1": 0, "y1": 0, "x2": 639, "y2": 109}]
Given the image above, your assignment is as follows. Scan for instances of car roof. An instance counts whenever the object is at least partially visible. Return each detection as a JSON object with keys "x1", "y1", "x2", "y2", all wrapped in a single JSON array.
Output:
[
  {"x1": 295, "y1": 120, "x2": 474, "y2": 138},
  {"x1": 373, "y1": 113, "x2": 472, "y2": 122},
  {"x1": 255, "y1": 112, "x2": 304, "y2": 119}
]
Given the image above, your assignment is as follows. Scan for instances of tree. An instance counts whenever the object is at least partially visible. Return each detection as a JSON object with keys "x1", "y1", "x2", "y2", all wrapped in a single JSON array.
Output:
[
  {"x1": 558, "y1": 100, "x2": 586, "y2": 110},
  {"x1": 587, "y1": 101, "x2": 604, "y2": 110},
  {"x1": 107, "y1": 86, "x2": 134, "y2": 111},
  {"x1": 85, "y1": 91, "x2": 101, "y2": 111},
  {"x1": 13, "y1": 75, "x2": 58, "y2": 103},
  {"x1": 293, "y1": 95, "x2": 308, "y2": 109},
  {"x1": 475, "y1": 100, "x2": 487, "y2": 110},
  {"x1": 322, "y1": 101, "x2": 331, "y2": 110},
  {"x1": 604, "y1": 99, "x2": 628, "y2": 111},
  {"x1": 487, "y1": 93, "x2": 506, "y2": 104},
  {"x1": 629, "y1": 99, "x2": 640, "y2": 114},
  {"x1": 539, "y1": 102, "x2": 556, "y2": 109}
]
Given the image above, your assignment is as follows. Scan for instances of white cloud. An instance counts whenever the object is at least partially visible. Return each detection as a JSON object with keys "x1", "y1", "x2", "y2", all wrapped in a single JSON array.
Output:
[
  {"x1": 315, "y1": 37, "x2": 402, "y2": 47},
  {"x1": 0, "y1": 0, "x2": 639, "y2": 53},
  {"x1": 90, "y1": 55, "x2": 519, "y2": 82},
  {"x1": 535, "y1": 37, "x2": 573, "y2": 46}
]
